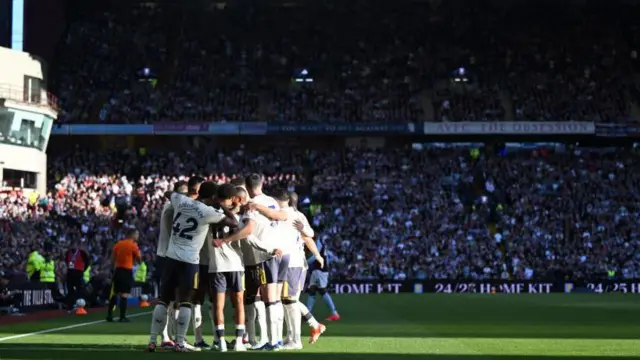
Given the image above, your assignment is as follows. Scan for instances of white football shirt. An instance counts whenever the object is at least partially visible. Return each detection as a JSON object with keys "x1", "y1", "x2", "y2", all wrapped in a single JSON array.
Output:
[
  {"x1": 278, "y1": 208, "x2": 299, "y2": 255},
  {"x1": 165, "y1": 193, "x2": 226, "y2": 264},
  {"x1": 285, "y1": 208, "x2": 314, "y2": 268},
  {"x1": 241, "y1": 210, "x2": 279, "y2": 266},
  {"x1": 208, "y1": 214, "x2": 245, "y2": 272},
  {"x1": 156, "y1": 202, "x2": 174, "y2": 257},
  {"x1": 247, "y1": 193, "x2": 280, "y2": 245}
]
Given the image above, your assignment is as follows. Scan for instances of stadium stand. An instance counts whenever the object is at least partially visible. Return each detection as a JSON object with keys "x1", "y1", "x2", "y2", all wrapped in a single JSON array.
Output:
[
  {"x1": 51, "y1": 1, "x2": 640, "y2": 124},
  {"x1": 2, "y1": 145, "x2": 640, "y2": 282}
]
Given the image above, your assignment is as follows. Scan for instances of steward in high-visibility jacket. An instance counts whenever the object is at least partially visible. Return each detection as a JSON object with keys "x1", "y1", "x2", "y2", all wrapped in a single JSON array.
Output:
[
  {"x1": 27, "y1": 251, "x2": 45, "y2": 282},
  {"x1": 40, "y1": 259, "x2": 56, "y2": 283},
  {"x1": 134, "y1": 262, "x2": 147, "y2": 283},
  {"x1": 83, "y1": 266, "x2": 91, "y2": 284}
]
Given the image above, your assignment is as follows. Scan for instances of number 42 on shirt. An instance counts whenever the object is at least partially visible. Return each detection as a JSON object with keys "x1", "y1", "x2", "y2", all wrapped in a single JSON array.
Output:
[{"x1": 172, "y1": 212, "x2": 198, "y2": 240}]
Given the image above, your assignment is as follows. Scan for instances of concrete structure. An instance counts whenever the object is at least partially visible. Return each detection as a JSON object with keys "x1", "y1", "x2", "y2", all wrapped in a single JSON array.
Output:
[{"x1": 0, "y1": 46, "x2": 57, "y2": 194}]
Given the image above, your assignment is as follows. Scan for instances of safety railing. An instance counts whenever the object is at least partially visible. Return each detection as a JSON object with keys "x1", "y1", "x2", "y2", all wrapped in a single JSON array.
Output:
[{"x1": 0, "y1": 84, "x2": 60, "y2": 112}]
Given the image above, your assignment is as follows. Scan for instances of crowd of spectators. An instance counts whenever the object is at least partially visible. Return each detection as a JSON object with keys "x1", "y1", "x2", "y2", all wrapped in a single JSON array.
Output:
[
  {"x1": 51, "y1": 1, "x2": 640, "y2": 124},
  {"x1": 2, "y1": 144, "x2": 639, "y2": 283}
]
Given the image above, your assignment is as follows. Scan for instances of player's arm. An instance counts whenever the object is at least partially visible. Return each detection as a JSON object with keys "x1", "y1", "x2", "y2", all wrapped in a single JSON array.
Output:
[
  {"x1": 302, "y1": 235, "x2": 324, "y2": 268},
  {"x1": 246, "y1": 202, "x2": 288, "y2": 221},
  {"x1": 218, "y1": 218, "x2": 255, "y2": 245},
  {"x1": 245, "y1": 233, "x2": 281, "y2": 256},
  {"x1": 294, "y1": 213, "x2": 314, "y2": 237},
  {"x1": 217, "y1": 206, "x2": 239, "y2": 228}
]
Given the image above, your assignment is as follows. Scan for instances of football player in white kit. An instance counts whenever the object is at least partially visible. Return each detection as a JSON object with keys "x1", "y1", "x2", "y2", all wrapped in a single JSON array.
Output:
[
  {"x1": 275, "y1": 191, "x2": 326, "y2": 349},
  {"x1": 217, "y1": 174, "x2": 285, "y2": 350},
  {"x1": 207, "y1": 184, "x2": 249, "y2": 352},
  {"x1": 147, "y1": 181, "x2": 238, "y2": 352},
  {"x1": 155, "y1": 180, "x2": 188, "y2": 349}
]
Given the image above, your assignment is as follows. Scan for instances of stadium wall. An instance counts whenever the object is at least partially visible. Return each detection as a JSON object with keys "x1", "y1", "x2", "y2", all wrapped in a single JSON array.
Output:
[
  {"x1": 0, "y1": 45, "x2": 44, "y2": 88},
  {"x1": 0, "y1": 142, "x2": 46, "y2": 193}
]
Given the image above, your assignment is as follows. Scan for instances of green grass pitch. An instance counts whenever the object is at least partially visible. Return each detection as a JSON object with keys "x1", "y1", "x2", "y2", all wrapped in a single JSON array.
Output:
[{"x1": 0, "y1": 294, "x2": 639, "y2": 360}]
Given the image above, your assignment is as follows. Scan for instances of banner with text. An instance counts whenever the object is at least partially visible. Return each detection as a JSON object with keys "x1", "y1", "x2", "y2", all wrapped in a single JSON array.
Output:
[
  {"x1": 267, "y1": 122, "x2": 415, "y2": 135},
  {"x1": 595, "y1": 123, "x2": 640, "y2": 138},
  {"x1": 424, "y1": 121, "x2": 595, "y2": 135},
  {"x1": 10, "y1": 282, "x2": 56, "y2": 310},
  {"x1": 153, "y1": 122, "x2": 215, "y2": 134},
  {"x1": 51, "y1": 123, "x2": 267, "y2": 135},
  {"x1": 330, "y1": 280, "x2": 640, "y2": 294}
]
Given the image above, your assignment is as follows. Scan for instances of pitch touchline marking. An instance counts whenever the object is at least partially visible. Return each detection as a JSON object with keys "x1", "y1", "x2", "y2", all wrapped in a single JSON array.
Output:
[{"x1": 0, "y1": 311, "x2": 152, "y2": 342}]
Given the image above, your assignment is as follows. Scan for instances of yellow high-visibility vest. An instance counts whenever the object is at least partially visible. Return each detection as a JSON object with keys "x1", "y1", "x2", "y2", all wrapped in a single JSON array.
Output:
[
  {"x1": 84, "y1": 265, "x2": 92, "y2": 283},
  {"x1": 26, "y1": 251, "x2": 44, "y2": 279},
  {"x1": 134, "y1": 262, "x2": 147, "y2": 282},
  {"x1": 40, "y1": 260, "x2": 56, "y2": 283}
]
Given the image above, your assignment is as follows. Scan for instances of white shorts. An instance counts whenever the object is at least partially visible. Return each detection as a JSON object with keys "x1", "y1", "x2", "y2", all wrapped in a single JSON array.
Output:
[{"x1": 309, "y1": 270, "x2": 329, "y2": 289}]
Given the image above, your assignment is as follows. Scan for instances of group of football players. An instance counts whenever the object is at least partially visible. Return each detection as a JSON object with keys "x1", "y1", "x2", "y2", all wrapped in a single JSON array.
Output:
[{"x1": 147, "y1": 174, "x2": 332, "y2": 352}]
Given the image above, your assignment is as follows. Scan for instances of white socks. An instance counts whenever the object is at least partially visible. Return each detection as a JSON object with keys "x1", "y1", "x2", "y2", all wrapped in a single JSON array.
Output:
[
  {"x1": 149, "y1": 304, "x2": 168, "y2": 344},
  {"x1": 176, "y1": 305, "x2": 193, "y2": 346},
  {"x1": 298, "y1": 302, "x2": 319, "y2": 328},
  {"x1": 254, "y1": 300, "x2": 268, "y2": 344},
  {"x1": 266, "y1": 302, "x2": 279, "y2": 345},
  {"x1": 167, "y1": 304, "x2": 178, "y2": 340},
  {"x1": 193, "y1": 304, "x2": 203, "y2": 343},
  {"x1": 284, "y1": 302, "x2": 301, "y2": 344},
  {"x1": 276, "y1": 301, "x2": 284, "y2": 343},
  {"x1": 161, "y1": 307, "x2": 171, "y2": 342}
]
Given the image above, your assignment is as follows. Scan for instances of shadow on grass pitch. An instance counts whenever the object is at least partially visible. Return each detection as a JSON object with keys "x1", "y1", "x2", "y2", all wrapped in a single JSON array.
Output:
[{"x1": 0, "y1": 344, "x2": 638, "y2": 360}]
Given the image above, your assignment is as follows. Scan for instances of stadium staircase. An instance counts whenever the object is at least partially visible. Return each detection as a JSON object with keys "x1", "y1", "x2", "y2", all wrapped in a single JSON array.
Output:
[{"x1": 419, "y1": 89, "x2": 435, "y2": 120}]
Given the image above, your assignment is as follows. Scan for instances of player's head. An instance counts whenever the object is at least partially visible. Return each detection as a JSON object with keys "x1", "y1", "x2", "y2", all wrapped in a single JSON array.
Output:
[
  {"x1": 233, "y1": 186, "x2": 249, "y2": 213},
  {"x1": 188, "y1": 176, "x2": 205, "y2": 198},
  {"x1": 230, "y1": 177, "x2": 246, "y2": 190},
  {"x1": 174, "y1": 180, "x2": 188, "y2": 194},
  {"x1": 272, "y1": 188, "x2": 290, "y2": 208},
  {"x1": 198, "y1": 181, "x2": 218, "y2": 203},
  {"x1": 125, "y1": 228, "x2": 139, "y2": 241},
  {"x1": 245, "y1": 173, "x2": 264, "y2": 197},
  {"x1": 288, "y1": 191, "x2": 299, "y2": 210},
  {"x1": 216, "y1": 183, "x2": 237, "y2": 209}
]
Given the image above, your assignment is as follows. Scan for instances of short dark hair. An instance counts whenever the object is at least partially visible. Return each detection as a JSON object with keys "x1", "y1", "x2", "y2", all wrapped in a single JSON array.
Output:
[
  {"x1": 288, "y1": 191, "x2": 299, "y2": 209},
  {"x1": 234, "y1": 186, "x2": 248, "y2": 197},
  {"x1": 125, "y1": 228, "x2": 139, "y2": 239},
  {"x1": 272, "y1": 189, "x2": 290, "y2": 202},
  {"x1": 230, "y1": 177, "x2": 245, "y2": 187},
  {"x1": 217, "y1": 183, "x2": 237, "y2": 200},
  {"x1": 188, "y1": 176, "x2": 205, "y2": 195},
  {"x1": 198, "y1": 181, "x2": 218, "y2": 199},
  {"x1": 174, "y1": 180, "x2": 188, "y2": 194},
  {"x1": 245, "y1": 173, "x2": 263, "y2": 190}
]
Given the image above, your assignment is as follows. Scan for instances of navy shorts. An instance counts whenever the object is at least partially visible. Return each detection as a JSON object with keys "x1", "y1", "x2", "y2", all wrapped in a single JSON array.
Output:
[
  {"x1": 192, "y1": 265, "x2": 210, "y2": 304},
  {"x1": 284, "y1": 267, "x2": 305, "y2": 298},
  {"x1": 210, "y1": 271, "x2": 244, "y2": 293},
  {"x1": 262, "y1": 255, "x2": 289, "y2": 284},
  {"x1": 245, "y1": 264, "x2": 265, "y2": 297},
  {"x1": 154, "y1": 256, "x2": 165, "y2": 282},
  {"x1": 160, "y1": 257, "x2": 200, "y2": 295},
  {"x1": 278, "y1": 255, "x2": 290, "y2": 282}
]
